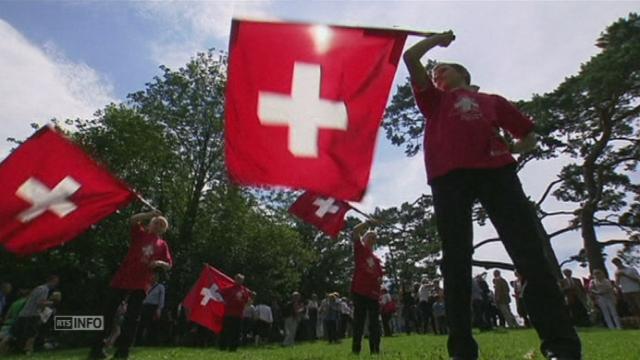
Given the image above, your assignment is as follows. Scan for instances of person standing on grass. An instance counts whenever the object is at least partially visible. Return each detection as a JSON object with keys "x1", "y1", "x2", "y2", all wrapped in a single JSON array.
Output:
[
  {"x1": 307, "y1": 294, "x2": 319, "y2": 340},
  {"x1": 253, "y1": 301, "x2": 273, "y2": 346},
  {"x1": 432, "y1": 294, "x2": 447, "y2": 335},
  {"x1": 418, "y1": 278, "x2": 433, "y2": 333},
  {"x1": 137, "y1": 270, "x2": 165, "y2": 346},
  {"x1": 282, "y1": 291, "x2": 304, "y2": 347},
  {"x1": 379, "y1": 287, "x2": 395, "y2": 337},
  {"x1": 403, "y1": 30, "x2": 581, "y2": 360},
  {"x1": 12, "y1": 275, "x2": 59, "y2": 355},
  {"x1": 219, "y1": 274, "x2": 253, "y2": 352},
  {"x1": 493, "y1": 270, "x2": 519, "y2": 328},
  {"x1": 350, "y1": 220, "x2": 383, "y2": 355},
  {"x1": 90, "y1": 210, "x2": 172, "y2": 360},
  {"x1": 560, "y1": 269, "x2": 590, "y2": 326},
  {"x1": 589, "y1": 269, "x2": 622, "y2": 329},
  {"x1": 612, "y1": 258, "x2": 640, "y2": 317},
  {"x1": 512, "y1": 271, "x2": 530, "y2": 328}
]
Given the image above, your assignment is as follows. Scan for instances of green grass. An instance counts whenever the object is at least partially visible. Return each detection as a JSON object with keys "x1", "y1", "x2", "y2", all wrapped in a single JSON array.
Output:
[{"x1": 5, "y1": 329, "x2": 640, "y2": 360}]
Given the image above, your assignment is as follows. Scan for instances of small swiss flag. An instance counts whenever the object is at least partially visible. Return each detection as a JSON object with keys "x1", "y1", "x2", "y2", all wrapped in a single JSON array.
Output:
[
  {"x1": 225, "y1": 19, "x2": 407, "y2": 201},
  {"x1": 0, "y1": 126, "x2": 136, "y2": 254},
  {"x1": 182, "y1": 265, "x2": 239, "y2": 334},
  {"x1": 289, "y1": 191, "x2": 351, "y2": 237}
]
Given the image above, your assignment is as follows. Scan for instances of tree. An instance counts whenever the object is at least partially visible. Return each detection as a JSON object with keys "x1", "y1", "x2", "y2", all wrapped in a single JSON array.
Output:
[{"x1": 521, "y1": 13, "x2": 640, "y2": 274}]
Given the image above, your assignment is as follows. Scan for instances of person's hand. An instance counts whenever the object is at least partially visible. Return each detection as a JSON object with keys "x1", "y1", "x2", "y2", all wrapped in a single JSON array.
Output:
[
  {"x1": 436, "y1": 31, "x2": 455, "y2": 47},
  {"x1": 154, "y1": 309, "x2": 161, "y2": 320}
]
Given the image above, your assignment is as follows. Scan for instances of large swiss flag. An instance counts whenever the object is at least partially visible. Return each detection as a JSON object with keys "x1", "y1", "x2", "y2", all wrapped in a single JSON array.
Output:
[
  {"x1": 0, "y1": 126, "x2": 136, "y2": 254},
  {"x1": 225, "y1": 20, "x2": 407, "y2": 201},
  {"x1": 289, "y1": 191, "x2": 351, "y2": 237},
  {"x1": 182, "y1": 265, "x2": 236, "y2": 334}
]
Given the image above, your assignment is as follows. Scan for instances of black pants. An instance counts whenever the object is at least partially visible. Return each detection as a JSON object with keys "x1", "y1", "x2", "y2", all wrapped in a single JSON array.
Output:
[
  {"x1": 91, "y1": 288, "x2": 145, "y2": 357},
  {"x1": 419, "y1": 300, "x2": 434, "y2": 333},
  {"x1": 308, "y1": 308, "x2": 318, "y2": 339},
  {"x1": 137, "y1": 304, "x2": 160, "y2": 346},
  {"x1": 219, "y1": 316, "x2": 241, "y2": 351},
  {"x1": 431, "y1": 165, "x2": 581, "y2": 360},
  {"x1": 324, "y1": 319, "x2": 338, "y2": 343},
  {"x1": 381, "y1": 312, "x2": 393, "y2": 337},
  {"x1": 351, "y1": 293, "x2": 381, "y2": 354}
]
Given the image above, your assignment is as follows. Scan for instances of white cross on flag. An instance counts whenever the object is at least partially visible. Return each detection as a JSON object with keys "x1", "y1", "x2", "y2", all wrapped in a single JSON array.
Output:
[
  {"x1": 225, "y1": 19, "x2": 407, "y2": 201},
  {"x1": 0, "y1": 126, "x2": 136, "y2": 254},
  {"x1": 182, "y1": 265, "x2": 243, "y2": 334},
  {"x1": 289, "y1": 191, "x2": 351, "y2": 237}
]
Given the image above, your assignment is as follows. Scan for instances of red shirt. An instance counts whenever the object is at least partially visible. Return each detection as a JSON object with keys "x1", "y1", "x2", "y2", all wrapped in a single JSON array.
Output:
[
  {"x1": 412, "y1": 83, "x2": 535, "y2": 183},
  {"x1": 110, "y1": 224, "x2": 173, "y2": 292},
  {"x1": 351, "y1": 238, "x2": 383, "y2": 300},
  {"x1": 220, "y1": 284, "x2": 251, "y2": 318}
]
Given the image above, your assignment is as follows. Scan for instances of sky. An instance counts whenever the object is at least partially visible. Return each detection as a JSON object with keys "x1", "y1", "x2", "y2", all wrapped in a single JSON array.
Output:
[{"x1": 1, "y1": 1, "x2": 638, "y2": 287}]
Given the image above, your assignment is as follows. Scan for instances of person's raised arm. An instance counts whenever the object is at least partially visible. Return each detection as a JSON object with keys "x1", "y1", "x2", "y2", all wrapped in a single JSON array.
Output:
[
  {"x1": 130, "y1": 210, "x2": 162, "y2": 226},
  {"x1": 403, "y1": 31, "x2": 455, "y2": 90}
]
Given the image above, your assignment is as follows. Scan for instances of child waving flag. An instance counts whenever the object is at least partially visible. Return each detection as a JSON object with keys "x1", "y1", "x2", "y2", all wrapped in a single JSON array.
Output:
[{"x1": 403, "y1": 31, "x2": 581, "y2": 360}]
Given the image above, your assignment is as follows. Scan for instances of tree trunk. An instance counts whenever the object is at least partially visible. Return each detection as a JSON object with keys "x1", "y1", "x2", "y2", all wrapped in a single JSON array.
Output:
[{"x1": 581, "y1": 203, "x2": 607, "y2": 276}]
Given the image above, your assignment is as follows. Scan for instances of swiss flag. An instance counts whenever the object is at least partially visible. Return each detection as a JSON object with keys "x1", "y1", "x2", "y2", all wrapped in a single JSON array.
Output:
[
  {"x1": 0, "y1": 126, "x2": 136, "y2": 254},
  {"x1": 225, "y1": 20, "x2": 407, "y2": 201},
  {"x1": 182, "y1": 265, "x2": 235, "y2": 334},
  {"x1": 289, "y1": 191, "x2": 351, "y2": 237}
]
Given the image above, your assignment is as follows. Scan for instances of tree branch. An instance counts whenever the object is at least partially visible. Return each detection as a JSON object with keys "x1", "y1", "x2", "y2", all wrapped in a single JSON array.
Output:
[
  {"x1": 473, "y1": 237, "x2": 500, "y2": 250},
  {"x1": 472, "y1": 260, "x2": 515, "y2": 271},
  {"x1": 599, "y1": 239, "x2": 640, "y2": 247},
  {"x1": 537, "y1": 178, "x2": 564, "y2": 207},
  {"x1": 540, "y1": 210, "x2": 576, "y2": 219}
]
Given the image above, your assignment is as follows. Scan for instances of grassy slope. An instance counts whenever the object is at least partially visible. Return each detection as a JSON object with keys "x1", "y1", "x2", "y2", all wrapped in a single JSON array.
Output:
[{"x1": 5, "y1": 329, "x2": 640, "y2": 360}]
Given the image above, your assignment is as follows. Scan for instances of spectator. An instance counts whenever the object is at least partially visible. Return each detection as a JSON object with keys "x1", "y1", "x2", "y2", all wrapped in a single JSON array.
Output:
[
  {"x1": 493, "y1": 270, "x2": 518, "y2": 328},
  {"x1": 323, "y1": 293, "x2": 340, "y2": 344},
  {"x1": 137, "y1": 271, "x2": 165, "y2": 346},
  {"x1": 400, "y1": 285, "x2": 417, "y2": 334},
  {"x1": 282, "y1": 291, "x2": 303, "y2": 347},
  {"x1": 417, "y1": 278, "x2": 433, "y2": 333},
  {"x1": 219, "y1": 274, "x2": 253, "y2": 352},
  {"x1": 612, "y1": 258, "x2": 640, "y2": 317},
  {"x1": 511, "y1": 271, "x2": 530, "y2": 327},
  {"x1": 338, "y1": 297, "x2": 352, "y2": 338},
  {"x1": 12, "y1": 275, "x2": 60, "y2": 355},
  {"x1": 0, "y1": 282, "x2": 13, "y2": 318},
  {"x1": 379, "y1": 287, "x2": 395, "y2": 337},
  {"x1": 590, "y1": 269, "x2": 622, "y2": 329},
  {"x1": 559, "y1": 269, "x2": 590, "y2": 326},
  {"x1": 104, "y1": 300, "x2": 128, "y2": 349},
  {"x1": 0, "y1": 288, "x2": 29, "y2": 353},
  {"x1": 307, "y1": 294, "x2": 319, "y2": 340},
  {"x1": 432, "y1": 295, "x2": 447, "y2": 335},
  {"x1": 472, "y1": 274, "x2": 492, "y2": 331},
  {"x1": 242, "y1": 300, "x2": 256, "y2": 345},
  {"x1": 253, "y1": 302, "x2": 273, "y2": 346}
]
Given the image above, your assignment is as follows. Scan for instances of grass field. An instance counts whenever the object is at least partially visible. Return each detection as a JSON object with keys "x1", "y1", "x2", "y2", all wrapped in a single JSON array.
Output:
[{"x1": 4, "y1": 328, "x2": 640, "y2": 360}]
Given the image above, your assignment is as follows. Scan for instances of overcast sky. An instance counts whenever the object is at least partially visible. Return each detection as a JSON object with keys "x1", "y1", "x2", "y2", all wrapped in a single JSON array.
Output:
[{"x1": 1, "y1": 1, "x2": 638, "y2": 284}]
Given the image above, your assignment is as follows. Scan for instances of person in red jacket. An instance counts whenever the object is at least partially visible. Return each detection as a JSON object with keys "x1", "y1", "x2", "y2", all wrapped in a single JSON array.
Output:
[
  {"x1": 351, "y1": 219, "x2": 383, "y2": 355},
  {"x1": 90, "y1": 210, "x2": 172, "y2": 359},
  {"x1": 219, "y1": 274, "x2": 253, "y2": 352},
  {"x1": 403, "y1": 31, "x2": 581, "y2": 360}
]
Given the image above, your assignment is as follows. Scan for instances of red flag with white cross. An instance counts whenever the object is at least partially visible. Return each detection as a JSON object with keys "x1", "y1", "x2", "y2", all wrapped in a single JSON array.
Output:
[
  {"x1": 289, "y1": 191, "x2": 351, "y2": 237},
  {"x1": 182, "y1": 265, "x2": 236, "y2": 334},
  {"x1": 225, "y1": 19, "x2": 407, "y2": 201},
  {"x1": 0, "y1": 126, "x2": 136, "y2": 254}
]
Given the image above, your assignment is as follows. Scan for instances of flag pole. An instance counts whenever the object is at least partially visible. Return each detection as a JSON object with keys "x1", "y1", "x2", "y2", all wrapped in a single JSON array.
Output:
[{"x1": 136, "y1": 193, "x2": 160, "y2": 212}]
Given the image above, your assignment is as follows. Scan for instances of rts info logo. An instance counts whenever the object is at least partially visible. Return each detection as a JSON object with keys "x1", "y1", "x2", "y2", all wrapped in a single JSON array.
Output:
[{"x1": 54, "y1": 316, "x2": 104, "y2": 331}]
